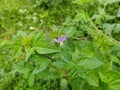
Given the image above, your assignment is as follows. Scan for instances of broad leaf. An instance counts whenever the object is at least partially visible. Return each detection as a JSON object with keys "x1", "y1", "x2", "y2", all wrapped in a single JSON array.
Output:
[
  {"x1": 25, "y1": 47, "x2": 35, "y2": 61},
  {"x1": 60, "y1": 48, "x2": 72, "y2": 63},
  {"x1": 14, "y1": 61, "x2": 30, "y2": 74},
  {"x1": 79, "y1": 58, "x2": 103, "y2": 69},
  {"x1": 33, "y1": 58, "x2": 49, "y2": 74},
  {"x1": 86, "y1": 71, "x2": 99, "y2": 87},
  {"x1": 28, "y1": 74, "x2": 34, "y2": 87},
  {"x1": 36, "y1": 47, "x2": 59, "y2": 54}
]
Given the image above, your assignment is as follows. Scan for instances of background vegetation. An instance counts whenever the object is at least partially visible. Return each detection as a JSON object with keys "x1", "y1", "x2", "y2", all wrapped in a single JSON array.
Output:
[{"x1": 0, "y1": 0, "x2": 120, "y2": 90}]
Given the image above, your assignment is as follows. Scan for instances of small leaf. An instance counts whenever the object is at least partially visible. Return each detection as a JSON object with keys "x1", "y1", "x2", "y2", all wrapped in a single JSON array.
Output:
[
  {"x1": 36, "y1": 47, "x2": 59, "y2": 54},
  {"x1": 110, "y1": 55, "x2": 119, "y2": 64},
  {"x1": 117, "y1": 8, "x2": 120, "y2": 17},
  {"x1": 25, "y1": 47, "x2": 35, "y2": 61},
  {"x1": 28, "y1": 74, "x2": 34, "y2": 87},
  {"x1": 105, "y1": 0, "x2": 120, "y2": 4},
  {"x1": 17, "y1": 31, "x2": 27, "y2": 40}
]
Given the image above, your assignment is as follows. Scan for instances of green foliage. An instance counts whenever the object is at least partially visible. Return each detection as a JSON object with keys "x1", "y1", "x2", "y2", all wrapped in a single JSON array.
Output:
[{"x1": 0, "y1": 0, "x2": 120, "y2": 90}]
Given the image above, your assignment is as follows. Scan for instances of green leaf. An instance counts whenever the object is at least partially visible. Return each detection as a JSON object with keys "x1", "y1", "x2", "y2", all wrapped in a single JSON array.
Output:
[
  {"x1": 63, "y1": 16, "x2": 72, "y2": 26},
  {"x1": 73, "y1": 10, "x2": 88, "y2": 22},
  {"x1": 17, "y1": 31, "x2": 27, "y2": 40},
  {"x1": 33, "y1": 58, "x2": 49, "y2": 74},
  {"x1": 110, "y1": 79, "x2": 120, "y2": 90},
  {"x1": 110, "y1": 55, "x2": 119, "y2": 64},
  {"x1": 99, "y1": 71, "x2": 113, "y2": 83},
  {"x1": 70, "y1": 71, "x2": 85, "y2": 90},
  {"x1": 13, "y1": 45, "x2": 22, "y2": 59},
  {"x1": 25, "y1": 47, "x2": 35, "y2": 61},
  {"x1": 63, "y1": 26, "x2": 77, "y2": 37},
  {"x1": 103, "y1": 23, "x2": 114, "y2": 36},
  {"x1": 72, "y1": 46, "x2": 80, "y2": 61},
  {"x1": 98, "y1": 0, "x2": 120, "y2": 4},
  {"x1": 79, "y1": 58, "x2": 103, "y2": 69},
  {"x1": 72, "y1": 0, "x2": 92, "y2": 5},
  {"x1": 76, "y1": 41, "x2": 100, "y2": 59},
  {"x1": 36, "y1": 47, "x2": 59, "y2": 54},
  {"x1": 60, "y1": 48, "x2": 72, "y2": 63},
  {"x1": 60, "y1": 78, "x2": 69, "y2": 90},
  {"x1": 28, "y1": 74, "x2": 34, "y2": 87},
  {"x1": 99, "y1": 71, "x2": 120, "y2": 90},
  {"x1": 86, "y1": 71, "x2": 99, "y2": 87},
  {"x1": 14, "y1": 61, "x2": 30, "y2": 74},
  {"x1": 105, "y1": 0, "x2": 120, "y2": 4},
  {"x1": 69, "y1": 66, "x2": 87, "y2": 90}
]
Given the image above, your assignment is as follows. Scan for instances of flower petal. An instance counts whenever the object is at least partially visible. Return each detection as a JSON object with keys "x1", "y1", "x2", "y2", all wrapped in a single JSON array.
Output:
[
  {"x1": 54, "y1": 35, "x2": 67, "y2": 43},
  {"x1": 54, "y1": 39, "x2": 60, "y2": 42}
]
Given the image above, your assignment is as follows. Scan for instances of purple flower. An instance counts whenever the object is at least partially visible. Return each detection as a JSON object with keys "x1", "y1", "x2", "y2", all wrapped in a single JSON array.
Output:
[{"x1": 54, "y1": 36, "x2": 67, "y2": 43}]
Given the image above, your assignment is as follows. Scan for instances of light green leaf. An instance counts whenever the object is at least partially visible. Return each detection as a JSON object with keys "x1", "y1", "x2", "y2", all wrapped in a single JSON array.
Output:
[
  {"x1": 60, "y1": 48, "x2": 72, "y2": 63},
  {"x1": 99, "y1": 71, "x2": 120, "y2": 90},
  {"x1": 36, "y1": 47, "x2": 59, "y2": 54},
  {"x1": 28, "y1": 74, "x2": 34, "y2": 87},
  {"x1": 110, "y1": 55, "x2": 119, "y2": 64},
  {"x1": 79, "y1": 58, "x2": 103, "y2": 69},
  {"x1": 72, "y1": 0, "x2": 92, "y2": 5},
  {"x1": 86, "y1": 71, "x2": 99, "y2": 87},
  {"x1": 110, "y1": 79, "x2": 120, "y2": 90},
  {"x1": 105, "y1": 0, "x2": 120, "y2": 4},
  {"x1": 33, "y1": 58, "x2": 49, "y2": 74},
  {"x1": 17, "y1": 31, "x2": 27, "y2": 40},
  {"x1": 103, "y1": 23, "x2": 115, "y2": 36},
  {"x1": 98, "y1": 0, "x2": 120, "y2": 4},
  {"x1": 14, "y1": 61, "x2": 30, "y2": 74},
  {"x1": 60, "y1": 78, "x2": 69, "y2": 90},
  {"x1": 25, "y1": 47, "x2": 35, "y2": 61},
  {"x1": 72, "y1": 46, "x2": 80, "y2": 61},
  {"x1": 99, "y1": 72, "x2": 112, "y2": 83},
  {"x1": 64, "y1": 26, "x2": 77, "y2": 37},
  {"x1": 73, "y1": 10, "x2": 88, "y2": 22}
]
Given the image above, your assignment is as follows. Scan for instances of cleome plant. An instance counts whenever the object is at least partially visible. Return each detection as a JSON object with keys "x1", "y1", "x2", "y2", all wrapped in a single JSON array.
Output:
[{"x1": 0, "y1": 0, "x2": 120, "y2": 90}]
